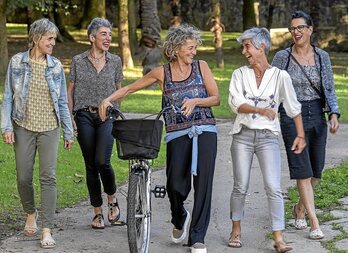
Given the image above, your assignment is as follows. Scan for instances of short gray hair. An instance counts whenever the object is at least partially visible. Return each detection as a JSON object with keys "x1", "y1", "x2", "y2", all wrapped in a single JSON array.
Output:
[
  {"x1": 162, "y1": 23, "x2": 202, "y2": 62},
  {"x1": 28, "y1": 18, "x2": 59, "y2": 49},
  {"x1": 237, "y1": 27, "x2": 271, "y2": 55},
  {"x1": 87, "y1": 17, "x2": 112, "y2": 37}
]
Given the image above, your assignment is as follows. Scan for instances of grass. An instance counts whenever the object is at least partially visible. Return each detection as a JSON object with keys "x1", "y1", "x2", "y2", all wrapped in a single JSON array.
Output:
[
  {"x1": 0, "y1": 24, "x2": 348, "y2": 237},
  {"x1": 285, "y1": 163, "x2": 348, "y2": 251}
]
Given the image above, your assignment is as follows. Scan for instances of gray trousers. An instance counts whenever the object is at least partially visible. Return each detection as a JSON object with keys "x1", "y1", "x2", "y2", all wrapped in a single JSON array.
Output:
[
  {"x1": 230, "y1": 126, "x2": 285, "y2": 231},
  {"x1": 13, "y1": 124, "x2": 60, "y2": 228}
]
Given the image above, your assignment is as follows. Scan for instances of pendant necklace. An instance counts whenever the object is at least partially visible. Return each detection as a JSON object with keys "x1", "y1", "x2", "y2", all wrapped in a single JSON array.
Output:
[{"x1": 89, "y1": 51, "x2": 105, "y2": 64}]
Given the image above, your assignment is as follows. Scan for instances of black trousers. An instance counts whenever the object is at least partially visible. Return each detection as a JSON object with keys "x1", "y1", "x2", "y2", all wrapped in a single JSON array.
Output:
[
  {"x1": 75, "y1": 111, "x2": 116, "y2": 207},
  {"x1": 166, "y1": 132, "x2": 217, "y2": 246}
]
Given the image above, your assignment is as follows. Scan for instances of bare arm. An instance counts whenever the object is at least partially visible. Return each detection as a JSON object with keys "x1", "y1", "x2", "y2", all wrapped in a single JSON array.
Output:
[
  {"x1": 99, "y1": 66, "x2": 164, "y2": 121},
  {"x1": 291, "y1": 114, "x2": 306, "y2": 154},
  {"x1": 237, "y1": 104, "x2": 276, "y2": 121},
  {"x1": 180, "y1": 60, "x2": 220, "y2": 116},
  {"x1": 67, "y1": 81, "x2": 77, "y2": 135}
]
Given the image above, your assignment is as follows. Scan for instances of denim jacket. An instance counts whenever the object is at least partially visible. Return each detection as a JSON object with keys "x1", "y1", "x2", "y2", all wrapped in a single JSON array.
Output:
[
  {"x1": 1, "y1": 50, "x2": 74, "y2": 140},
  {"x1": 272, "y1": 45, "x2": 340, "y2": 119}
]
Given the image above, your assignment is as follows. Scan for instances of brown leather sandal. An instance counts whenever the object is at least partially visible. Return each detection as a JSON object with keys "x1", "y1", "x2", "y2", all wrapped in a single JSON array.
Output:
[
  {"x1": 228, "y1": 233, "x2": 242, "y2": 248},
  {"x1": 108, "y1": 201, "x2": 120, "y2": 225},
  {"x1": 274, "y1": 240, "x2": 292, "y2": 252},
  {"x1": 91, "y1": 213, "x2": 105, "y2": 229},
  {"x1": 24, "y1": 210, "x2": 38, "y2": 237}
]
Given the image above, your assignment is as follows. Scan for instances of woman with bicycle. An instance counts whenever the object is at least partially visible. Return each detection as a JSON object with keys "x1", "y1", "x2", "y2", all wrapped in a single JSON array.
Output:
[
  {"x1": 99, "y1": 24, "x2": 220, "y2": 253},
  {"x1": 68, "y1": 18, "x2": 123, "y2": 229}
]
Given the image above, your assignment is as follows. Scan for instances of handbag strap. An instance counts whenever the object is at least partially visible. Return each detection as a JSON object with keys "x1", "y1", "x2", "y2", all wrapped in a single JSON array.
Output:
[{"x1": 289, "y1": 53, "x2": 323, "y2": 98}]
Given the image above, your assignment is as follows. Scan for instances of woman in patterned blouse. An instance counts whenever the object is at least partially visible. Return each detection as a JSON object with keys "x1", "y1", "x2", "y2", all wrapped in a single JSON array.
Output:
[
  {"x1": 228, "y1": 27, "x2": 306, "y2": 252},
  {"x1": 272, "y1": 10, "x2": 340, "y2": 240},
  {"x1": 68, "y1": 18, "x2": 123, "y2": 229}
]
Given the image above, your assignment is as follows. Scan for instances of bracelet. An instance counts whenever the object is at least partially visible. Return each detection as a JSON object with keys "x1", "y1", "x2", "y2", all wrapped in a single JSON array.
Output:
[{"x1": 297, "y1": 136, "x2": 305, "y2": 139}]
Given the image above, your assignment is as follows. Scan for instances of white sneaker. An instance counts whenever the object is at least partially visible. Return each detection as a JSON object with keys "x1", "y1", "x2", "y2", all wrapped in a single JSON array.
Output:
[
  {"x1": 190, "y1": 242, "x2": 207, "y2": 253},
  {"x1": 171, "y1": 210, "x2": 190, "y2": 243}
]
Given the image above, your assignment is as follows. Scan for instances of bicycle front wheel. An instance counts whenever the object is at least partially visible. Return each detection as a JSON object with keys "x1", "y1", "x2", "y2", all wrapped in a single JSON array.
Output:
[{"x1": 127, "y1": 168, "x2": 151, "y2": 253}]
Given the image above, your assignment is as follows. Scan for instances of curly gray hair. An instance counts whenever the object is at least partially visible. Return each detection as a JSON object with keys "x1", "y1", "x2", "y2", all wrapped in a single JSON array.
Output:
[
  {"x1": 237, "y1": 27, "x2": 271, "y2": 55},
  {"x1": 162, "y1": 23, "x2": 202, "y2": 62},
  {"x1": 28, "y1": 18, "x2": 59, "y2": 49}
]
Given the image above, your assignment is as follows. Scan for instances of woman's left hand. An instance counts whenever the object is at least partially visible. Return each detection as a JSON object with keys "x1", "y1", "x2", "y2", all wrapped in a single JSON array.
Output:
[
  {"x1": 180, "y1": 97, "x2": 196, "y2": 117},
  {"x1": 291, "y1": 136, "x2": 306, "y2": 154},
  {"x1": 329, "y1": 114, "x2": 339, "y2": 134}
]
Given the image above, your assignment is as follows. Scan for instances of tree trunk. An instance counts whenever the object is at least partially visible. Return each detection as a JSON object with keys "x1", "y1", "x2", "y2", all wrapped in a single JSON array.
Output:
[
  {"x1": 180, "y1": 0, "x2": 190, "y2": 23},
  {"x1": 242, "y1": 0, "x2": 256, "y2": 30},
  {"x1": 53, "y1": 1, "x2": 75, "y2": 42},
  {"x1": 309, "y1": 0, "x2": 320, "y2": 46},
  {"x1": 170, "y1": 0, "x2": 181, "y2": 27},
  {"x1": 210, "y1": 0, "x2": 224, "y2": 69},
  {"x1": 266, "y1": 0, "x2": 275, "y2": 30},
  {"x1": 0, "y1": 0, "x2": 8, "y2": 79},
  {"x1": 139, "y1": 0, "x2": 161, "y2": 75},
  {"x1": 128, "y1": 0, "x2": 139, "y2": 57},
  {"x1": 79, "y1": 0, "x2": 106, "y2": 29},
  {"x1": 118, "y1": 0, "x2": 134, "y2": 68}
]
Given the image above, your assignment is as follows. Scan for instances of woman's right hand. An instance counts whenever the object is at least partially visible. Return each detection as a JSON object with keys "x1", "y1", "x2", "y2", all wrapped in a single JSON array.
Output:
[
  {"x1": 99, "y1": 99, "x2": 112, "y2": 121},
  {"x1": 2, "y1": 131, "x2": 15, "y2": 144},
  {"x1": 257, "y1": 108, "x2": 276, "y2": 121}
]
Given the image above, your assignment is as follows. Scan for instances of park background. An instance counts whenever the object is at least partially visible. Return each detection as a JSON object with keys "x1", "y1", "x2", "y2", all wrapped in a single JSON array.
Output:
[{"x1": 0, "y1": 1, "x2": 347, "y2": 251}]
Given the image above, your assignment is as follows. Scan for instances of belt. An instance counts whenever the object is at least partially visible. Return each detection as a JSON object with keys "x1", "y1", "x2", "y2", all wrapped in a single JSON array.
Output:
[{"x1": 77, "y1": 106, "x2": 99, "y2": 113}]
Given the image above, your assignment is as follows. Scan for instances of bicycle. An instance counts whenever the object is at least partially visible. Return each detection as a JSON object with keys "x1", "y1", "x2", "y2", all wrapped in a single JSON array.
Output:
[{"x1": 108, "y1": 107, "x2": 169, "y2": 253}]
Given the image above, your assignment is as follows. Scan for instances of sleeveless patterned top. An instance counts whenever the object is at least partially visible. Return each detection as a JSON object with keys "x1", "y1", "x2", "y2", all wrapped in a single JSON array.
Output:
[{"x1": 162, "y1": 60, "x2": 216, "y2": 132}]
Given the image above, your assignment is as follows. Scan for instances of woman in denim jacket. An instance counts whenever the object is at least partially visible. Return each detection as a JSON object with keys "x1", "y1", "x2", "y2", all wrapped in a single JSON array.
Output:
[
  {"x1": 272, "y1": 11, "x2": 340, "y2": 240},
  {"x1": 1, "y1": 18, "x2": 74, "y2": 249}
]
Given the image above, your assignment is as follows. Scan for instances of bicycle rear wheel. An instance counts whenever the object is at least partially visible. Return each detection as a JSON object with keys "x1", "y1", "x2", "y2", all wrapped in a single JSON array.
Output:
[{"x1": 127, "y1": 166, "x2": 151, "y2": 253}]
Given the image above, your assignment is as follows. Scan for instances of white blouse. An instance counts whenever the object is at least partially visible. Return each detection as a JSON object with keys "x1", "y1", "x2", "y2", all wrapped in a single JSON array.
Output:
[{"x1": 228, "y1": 66, "x2": 301, "y2": 135}]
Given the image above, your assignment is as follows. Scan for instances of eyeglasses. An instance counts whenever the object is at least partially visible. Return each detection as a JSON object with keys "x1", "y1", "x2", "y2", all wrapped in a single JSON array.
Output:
[{"x1": 288, "y1": 25, "x2": 310, "y2": 33}]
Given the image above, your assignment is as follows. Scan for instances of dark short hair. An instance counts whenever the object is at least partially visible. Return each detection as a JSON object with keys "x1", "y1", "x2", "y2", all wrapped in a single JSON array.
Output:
[
  {"x1": 87, "y1": 18, "x2": 112, "y2": 37},
  {"x1": 291, "y1": 11, "x2": 313, "y2": 27}
]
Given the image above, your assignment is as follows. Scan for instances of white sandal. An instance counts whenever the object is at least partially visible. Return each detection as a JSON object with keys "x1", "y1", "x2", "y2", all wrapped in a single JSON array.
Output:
[
  {"x1": 309, "y1": 228, "x2": 324, "y2": 240},
  {"x1": 40, "y1": 228, "x2": 56, "y2": 249},
  {"x1": 292, "y1": 204, "x2": 308, "y2": 230}
]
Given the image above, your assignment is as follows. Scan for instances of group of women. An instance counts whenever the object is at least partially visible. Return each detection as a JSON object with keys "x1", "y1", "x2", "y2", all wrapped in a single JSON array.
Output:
[{"x1": 1, "y1": 10, "x2": 340, "y2": 253}]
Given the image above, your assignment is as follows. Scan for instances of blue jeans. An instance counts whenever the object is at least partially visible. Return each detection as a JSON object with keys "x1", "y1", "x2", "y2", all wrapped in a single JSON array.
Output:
[
  {"x1": 75, "y1": 111, "x2": 116, "y2": 207},
  {"x1": 230, "y1": 126, "x2": 285, "y2": 231},
  {"x1": 280, "y1": 99, "x2": 327, "y2": 179}
]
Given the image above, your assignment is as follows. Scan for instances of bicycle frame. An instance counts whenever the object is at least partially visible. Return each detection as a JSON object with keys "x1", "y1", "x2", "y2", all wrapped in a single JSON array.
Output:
[
  {"x1": 127, "y1": 160, "x2": 151, "y2": 253},
  {"x1": 108, "y1": 106, "x2": 172, "y2": 253}
]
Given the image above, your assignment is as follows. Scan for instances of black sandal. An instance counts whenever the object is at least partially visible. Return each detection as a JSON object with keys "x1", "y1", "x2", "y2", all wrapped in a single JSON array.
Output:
[
  {"x1": 108, "y1": 201, "x2": 121, "y2": 225},
  {"x1": 91, "y1": 213, "x2": 105, "y2": 229}
]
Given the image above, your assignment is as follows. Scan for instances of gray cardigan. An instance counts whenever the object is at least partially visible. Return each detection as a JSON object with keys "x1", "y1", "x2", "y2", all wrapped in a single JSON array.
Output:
[{"x1": 272, "y1": 45, "x2": 340, "y2": 119}]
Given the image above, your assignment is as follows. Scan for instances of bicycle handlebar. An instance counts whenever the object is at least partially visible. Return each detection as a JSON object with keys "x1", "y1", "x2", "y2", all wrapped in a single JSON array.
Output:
[{"x1": 106, "y1": 105, "x2": 182, "y2": 121}]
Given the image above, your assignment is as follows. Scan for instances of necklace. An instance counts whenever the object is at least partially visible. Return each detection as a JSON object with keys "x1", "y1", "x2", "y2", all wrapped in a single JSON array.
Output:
[
  {"x1": 172, "y1": 64, "x2": 191, "y2": 79},
  {"x1": 293, "y1": 47, "x2": 312, "y2": 65},
  {"x1": 89, "y1": 51, "x2": 105, "y2": 64}
]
